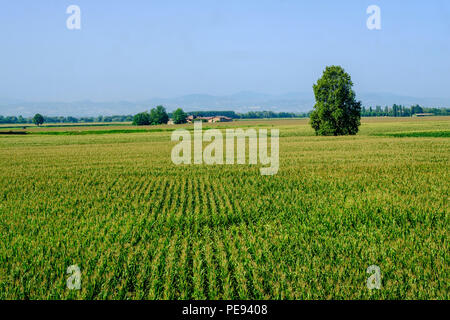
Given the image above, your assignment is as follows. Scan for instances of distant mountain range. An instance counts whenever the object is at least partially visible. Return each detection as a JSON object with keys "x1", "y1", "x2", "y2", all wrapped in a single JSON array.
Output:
[{"x1": 1, "y1": 92, "x2": 449, "y2": 117}]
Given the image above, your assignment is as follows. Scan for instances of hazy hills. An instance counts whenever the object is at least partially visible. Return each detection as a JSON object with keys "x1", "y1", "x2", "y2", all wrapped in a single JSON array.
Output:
[{"x1": 1, "y1": 92, "x2": 449, "y2": 117}]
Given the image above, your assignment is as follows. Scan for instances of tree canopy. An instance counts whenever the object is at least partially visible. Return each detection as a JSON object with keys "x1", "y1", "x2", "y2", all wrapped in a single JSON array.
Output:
[
  {"x1": 132, "y1": 112, "x2": 151, "y2": 125},
  {"x1": 150, "y1": 105, "x2": 169, "y2": 125},
  {"x1": 173, "y1": 108, "x2": 187, "y2": 124},
  {"x1": 33, "y1": 113, "x2": 44, "y2": 126},
  {"x1": 310, "y1": 66, "x2": 361, "y2": 136}
]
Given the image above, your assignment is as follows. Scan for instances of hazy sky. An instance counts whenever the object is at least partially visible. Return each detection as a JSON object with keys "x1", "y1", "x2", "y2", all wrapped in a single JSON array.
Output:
[{"x1": 0, "y1": 0, "x2": 449, "y2": 101}]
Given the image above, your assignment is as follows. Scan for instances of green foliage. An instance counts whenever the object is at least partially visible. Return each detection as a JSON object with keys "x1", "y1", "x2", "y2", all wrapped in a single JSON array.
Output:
[
  {"x1": 132, "y1": 112, "x2": 151, "y2": 126},
  {"x1": 187, "y1": 110, "x2": 305, "y2": 119},
  {"x1": 411, "y1": 105, "x2": 424, "y2": 115},
  {"x1": 173, "y1": 108, "x2": 187, "y2": 124},
  {"x1": 310, "y1": 66, "x2": 361, "y2": 135},
  {"x1": 150, "y1": 105, "x2": 169, "y2": 125},
  {"x1": 188, "y1": 111, "x2": 238, "y2": 118},
  {"x1": 0, "y1": 114, "x2": 134, "y2": 125},
  {"x1": 32, "y1": 113, "x2": 45, "y2": 126},
  {"x1": 361, "y1": 105, "x2": 449, "y2": 117},
  {"x1": 237, "y1": 111, "x2": 304, "y2": 119}
]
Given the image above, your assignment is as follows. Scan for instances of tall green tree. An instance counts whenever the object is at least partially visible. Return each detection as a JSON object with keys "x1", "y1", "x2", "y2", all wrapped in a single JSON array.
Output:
[
  {"x1": 132, "y1": 112, "x2": 151, "y2": 125},
  {"x1": 33, "y1": 113, "x2": 44, "y2": 126},
  {"x1": 172, "y1": 108, "x2": 187, "y2": 124},
  {"x1": 411, "y1": 105, "x2": 423, "y2": 115},
  {"x1": 393, "y1": 104, "x2": 399, "y2": 117},
  {"x1": 310, "y1": 66, "x2": 361, "y2": 135},
  {"x1": 150, "y1": 105, "x2": 169, "y2": 125}
]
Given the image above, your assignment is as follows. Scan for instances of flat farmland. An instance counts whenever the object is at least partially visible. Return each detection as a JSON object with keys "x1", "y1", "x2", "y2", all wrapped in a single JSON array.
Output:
[{"x1": 0, "y1": 117, "x2": 448, "y2": 299}]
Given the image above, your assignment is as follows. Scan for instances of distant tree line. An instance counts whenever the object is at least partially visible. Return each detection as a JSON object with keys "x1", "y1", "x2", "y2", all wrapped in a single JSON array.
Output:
[
  {"x1": 0, "y1": 109, "x2": 307, "y2": 125},
  {"x1": 184, "y1": 111, "x2": 238, "y2": 118},
  {"x1": 361, "y1": 104, "x2": 450, "y2": 117},
  {"x1": 238, "y1": 111, "x2": 308, "y2": 119},
  {"x1": 133, "y1": 109, "x2": 308, "y2": 126},
  {"x1": 131, "y1": 109, "x2": 309, "y2": 125},
  {"x1": 0, "y1": 114, "x2": 133, "y2": 124},
  {"x1": 1, "y1": 105, "x2": 448, "y2": 125},
  {"x1": 184, "y1": 110, "x2": 308, "y2": 119}
]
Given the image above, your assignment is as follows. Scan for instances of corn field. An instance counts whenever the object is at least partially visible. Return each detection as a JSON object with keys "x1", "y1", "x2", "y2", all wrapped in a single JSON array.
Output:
[{"x1": 0, "y1": 118, "x2": 448, "y2": 299}]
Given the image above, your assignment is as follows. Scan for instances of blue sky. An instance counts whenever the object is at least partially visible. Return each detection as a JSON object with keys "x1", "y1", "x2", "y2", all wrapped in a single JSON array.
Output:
[{"x1": 0, "y1": 0, "x2": 449, "y2": 102}]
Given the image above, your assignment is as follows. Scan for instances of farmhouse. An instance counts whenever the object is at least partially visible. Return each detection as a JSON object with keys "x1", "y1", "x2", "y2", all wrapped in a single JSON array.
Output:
[
  {"x1": 211, "y1": 116, "x2": 233, "y2": 122},
  {"x1": 186, "y1": 115, "x2": 207, "y2": 123}
]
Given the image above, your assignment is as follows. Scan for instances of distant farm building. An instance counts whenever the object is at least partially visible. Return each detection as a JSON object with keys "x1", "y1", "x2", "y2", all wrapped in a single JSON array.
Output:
[{"x1": 211, "y1": 116, "x2": 233, "y2": 122}]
